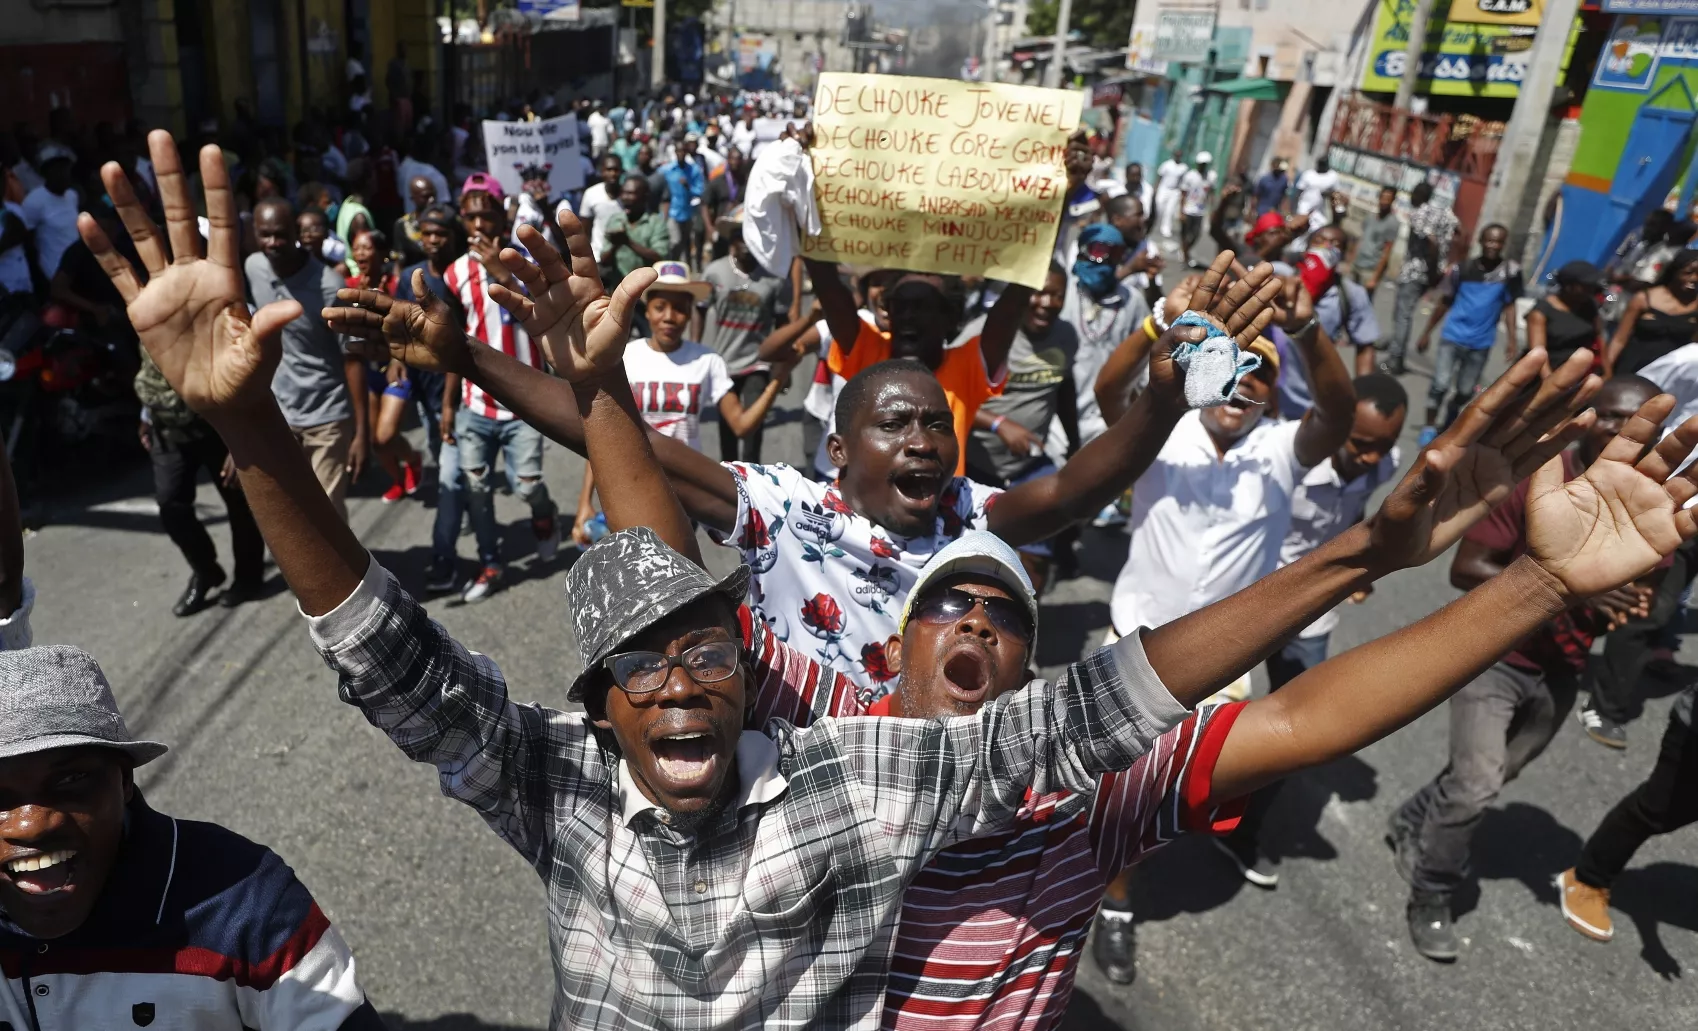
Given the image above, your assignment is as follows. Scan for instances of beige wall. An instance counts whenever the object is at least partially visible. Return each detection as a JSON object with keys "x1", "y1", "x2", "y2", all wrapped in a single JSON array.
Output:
[{"x1": 1215, "y1": 0, "x2": 1366, "y2": 86}]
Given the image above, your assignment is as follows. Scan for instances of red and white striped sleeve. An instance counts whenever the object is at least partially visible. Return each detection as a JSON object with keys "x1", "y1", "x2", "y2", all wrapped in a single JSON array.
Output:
[{"x1": 1088, "y1": 700, "x2": 1249, "y2": 879}]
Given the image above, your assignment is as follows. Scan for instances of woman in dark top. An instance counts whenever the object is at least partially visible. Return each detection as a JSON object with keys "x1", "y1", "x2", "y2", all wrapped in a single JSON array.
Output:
[
  {"x1": 1526, "y1": 260, "x2": 1605, "y2": 374},
  {"x1": 1607, "y1": 248, "x2": 1698, "y2": 376}
]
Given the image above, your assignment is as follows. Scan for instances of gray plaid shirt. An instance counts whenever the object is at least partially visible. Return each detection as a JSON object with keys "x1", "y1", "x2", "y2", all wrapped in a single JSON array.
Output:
[{"x1": 308, "y1": 558, "x2": 1188, "y2": 1029}]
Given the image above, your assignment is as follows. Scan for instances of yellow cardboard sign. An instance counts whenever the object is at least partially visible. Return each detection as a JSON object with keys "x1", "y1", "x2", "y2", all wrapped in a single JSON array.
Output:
[{"x1": 804, "y1": 73, "x2": 1083, "y2": 289}]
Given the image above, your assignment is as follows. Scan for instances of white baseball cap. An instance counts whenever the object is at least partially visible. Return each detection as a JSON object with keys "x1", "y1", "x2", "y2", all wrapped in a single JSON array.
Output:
[
  {"x1": 1195, "y1": 151, "x2": 1213, "y2": 165},
  {"x1": 899, "y1": 531, "x2": 1039, "y2": 639},
  {"x1": 35, "y1": 142, "x2": 75, "y2": 166}
]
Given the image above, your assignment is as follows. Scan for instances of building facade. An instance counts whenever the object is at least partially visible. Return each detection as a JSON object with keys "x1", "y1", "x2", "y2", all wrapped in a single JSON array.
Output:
[{"x1": 0, "y1": 0, "x2": 440, "y2": 139}]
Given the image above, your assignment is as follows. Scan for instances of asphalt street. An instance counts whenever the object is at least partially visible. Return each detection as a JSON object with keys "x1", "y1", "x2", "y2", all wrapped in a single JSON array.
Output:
[{"x1": 20, "y1": 260, "x2": 1698, "y2": 1030}]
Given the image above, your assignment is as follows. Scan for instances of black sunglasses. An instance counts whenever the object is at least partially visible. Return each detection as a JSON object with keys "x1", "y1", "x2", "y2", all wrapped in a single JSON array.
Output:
[
  {"x1": 910, "y1": 588, "x2": 1033, "y2": 642},
  {"x1": 603, "y1": 640, "x2": 741, "y2": 695}
]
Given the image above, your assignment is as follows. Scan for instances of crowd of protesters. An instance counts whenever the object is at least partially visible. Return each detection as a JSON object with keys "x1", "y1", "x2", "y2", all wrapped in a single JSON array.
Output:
[{"x1": 0, "y1": 71, "x2": 1695, "y2": 1031}]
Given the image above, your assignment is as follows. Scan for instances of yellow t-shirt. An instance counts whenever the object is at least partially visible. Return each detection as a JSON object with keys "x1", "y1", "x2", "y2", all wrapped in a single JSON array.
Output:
[{"x1": 827, "y1": 321, "x2": 1003, "y2": 476}]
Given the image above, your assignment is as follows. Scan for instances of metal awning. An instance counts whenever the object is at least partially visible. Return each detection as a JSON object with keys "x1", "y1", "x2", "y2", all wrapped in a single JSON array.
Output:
[{"x1": 1205, "y1": 77, "x2": 1284, "y2": 101}]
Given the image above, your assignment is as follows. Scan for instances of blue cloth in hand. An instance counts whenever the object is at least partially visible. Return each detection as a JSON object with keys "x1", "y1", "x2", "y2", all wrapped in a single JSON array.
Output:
[{"x1": 1169, "y1": 311, "x2": 1263, "y2": 408}]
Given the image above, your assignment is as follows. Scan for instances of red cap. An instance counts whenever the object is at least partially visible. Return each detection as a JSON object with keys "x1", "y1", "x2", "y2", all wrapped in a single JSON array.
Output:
[{"x1": 1244, "y1": 211, "x2": 1286, "y2": 244}]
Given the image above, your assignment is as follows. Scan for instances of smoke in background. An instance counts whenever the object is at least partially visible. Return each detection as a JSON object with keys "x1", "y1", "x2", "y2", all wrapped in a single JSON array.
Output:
[{"x1": 866, "y1": 0, "x2": 991, "y2": 80}]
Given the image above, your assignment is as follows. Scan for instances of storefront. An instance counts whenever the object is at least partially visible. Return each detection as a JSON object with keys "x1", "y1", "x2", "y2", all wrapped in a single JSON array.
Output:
[{"x1": 1540, "y1": 3, "x2": 1698, "y2": 277}]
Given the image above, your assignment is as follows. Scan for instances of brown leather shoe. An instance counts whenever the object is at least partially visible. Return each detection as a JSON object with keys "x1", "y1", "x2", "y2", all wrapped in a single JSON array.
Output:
[{"x1": 1557, "y1": 868, "x2": 1614, "y2": 942}]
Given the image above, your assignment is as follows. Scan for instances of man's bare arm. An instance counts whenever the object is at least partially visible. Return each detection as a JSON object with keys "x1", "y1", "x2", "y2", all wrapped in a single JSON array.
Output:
[
  {"x1": 1209, "y1": 404, "x2": 1698, "y2": 802},
  {"x1": 802, "y1": 256, "x2": 864, "y2": 356}
]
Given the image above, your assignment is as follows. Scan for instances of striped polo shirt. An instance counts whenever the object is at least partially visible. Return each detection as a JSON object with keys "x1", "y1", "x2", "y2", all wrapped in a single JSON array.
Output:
[
  {"x1": 742, "y1": 612, "x2": 1245, "y2": 1030},
  {"x1": 442, "y1": 253, "x2": 545, "y2": 421},
  {"x1": 0, "y1": 793, "x2": 382, "y2": 1029}
]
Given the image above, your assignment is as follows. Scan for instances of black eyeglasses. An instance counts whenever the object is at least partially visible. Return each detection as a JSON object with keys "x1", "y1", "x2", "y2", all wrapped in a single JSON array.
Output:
[
  {"x1": 910, "y1": 589, "x2": 1033, "y2": 643},
  {"x1": 603, "y1": 640, "x2": 742, "y2": 695}
]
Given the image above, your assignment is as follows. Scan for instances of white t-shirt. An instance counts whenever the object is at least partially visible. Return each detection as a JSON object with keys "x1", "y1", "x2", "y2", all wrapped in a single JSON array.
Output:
[
  {"x1": 623, "y1": 338, "x2": 733, "y2": 451},
  {"x1": 20, "y1": 186, "x2": 81, "y2": 278},
  {"x1": 1640, "y1": 343, "x2": 1698, "y2": 430},
  {"x1": 731, "y1": 122, "x2": 758, "y2": 157},
  {"x1": 1111, "y1": 412, "x2": 1311, "y2": 635},
  {"x1": 1180, "y1": 168, "x2": 1216, "y2": 217},
  {"x1": 713, "y1": 461, "x2": 1000, "y2": 700},
  {"x1": 576, "y1": 182, "x2": 625, "y2": 262},
  {"x1": 1280, "y1": 449, "x2": 1400, "y2": 638},
  {"x1": 0, "y1": 201, "x2": 32, "y2": 295},
  {"x1": 587, "y1": 111, "x2": 612, "y2": 153},
  {"x1": 1295, "y1": 168, "x2": 1340, "y2": 217},
  {"x1": 1155, "y1": 159, "x2": 1189, "y2": 193}
]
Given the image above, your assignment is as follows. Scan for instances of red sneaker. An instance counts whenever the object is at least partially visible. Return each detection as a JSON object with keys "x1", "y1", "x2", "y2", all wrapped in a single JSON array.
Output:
[
  {"x1": 402, "y1": 461, "x2": 421, "y2": 496},
  {"x1": 381, "y1": 481, "x2": 405, "y2": 504}
]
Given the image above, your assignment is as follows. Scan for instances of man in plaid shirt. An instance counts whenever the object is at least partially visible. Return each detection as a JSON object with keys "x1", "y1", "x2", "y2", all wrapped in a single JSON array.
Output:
[{"x1": 87, "y1": 137, "x2": 1698, "y2": 1029}]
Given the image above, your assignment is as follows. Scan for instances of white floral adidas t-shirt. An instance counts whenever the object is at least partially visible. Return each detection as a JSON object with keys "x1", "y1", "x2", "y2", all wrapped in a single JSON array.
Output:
[{"x1": 713, "y1": 462, "x2": 1001, "y2": 702}]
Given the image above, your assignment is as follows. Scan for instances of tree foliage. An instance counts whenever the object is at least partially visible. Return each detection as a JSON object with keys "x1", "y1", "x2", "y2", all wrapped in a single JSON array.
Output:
[{"x1": 1025, "y1": 0, "x2": 1137, "y2": 49}]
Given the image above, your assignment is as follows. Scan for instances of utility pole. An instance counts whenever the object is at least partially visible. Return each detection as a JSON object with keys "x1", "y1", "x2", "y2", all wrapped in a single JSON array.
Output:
[
  {"x1": 1393, "y1": 0, "x2": 1435, "y2": 109},
  {"x1": 1044, "y1": 0, "x2": 1073, "y2": 89},
  {"x1": 651, "y1": 0, "x2": 667, "y2": 91},
  {"x1": 1477, "y1": 0, "x2": 1582, "y2": 255}
]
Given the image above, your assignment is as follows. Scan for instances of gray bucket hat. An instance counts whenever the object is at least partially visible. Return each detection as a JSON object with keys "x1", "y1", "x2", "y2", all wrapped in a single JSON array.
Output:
[
  {"x1": 566, "y1": 526, "x2": 751, "y2": 703},
  {"x1": 0, "y1": 645, "x2": 168, "y2": 765}
]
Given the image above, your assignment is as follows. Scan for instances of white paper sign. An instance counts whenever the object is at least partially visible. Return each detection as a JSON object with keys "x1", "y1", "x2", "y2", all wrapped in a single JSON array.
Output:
[
  {"x1": 482, "y1": 115, "x2": 585, "y2": 200},
  {"x1": 750, "y1": 117, "x2": 791, "y2": 159}
]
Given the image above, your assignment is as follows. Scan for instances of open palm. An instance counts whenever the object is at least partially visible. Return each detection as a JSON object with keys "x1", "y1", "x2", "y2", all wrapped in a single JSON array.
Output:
[
  {"x1": 1368, "y1": 348, "x2": 1603, "y2": 570},
  {"x1": 1526, "y1": 398, "x2": 1698, "y2": 599},
  {"x1": 324, "y1": 270, "x2": 472, "y2": 375},
  {"x1": 79, "y1": 131, "x2": 296, "y2": 417},
  {"x1": 486, "y1": 212, "x2": 656, "y2": 383}
]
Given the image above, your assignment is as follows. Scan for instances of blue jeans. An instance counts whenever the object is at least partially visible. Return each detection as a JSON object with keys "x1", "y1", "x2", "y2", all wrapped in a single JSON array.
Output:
[
  {"x1": 432, "y1": 423, "x2": 465, "y2": 568},
  {"x1": 1386, "y1": 279, "x2": 1426, "y2": 367},
  {"x1": 1428, "y1": 340, "x2": 1491, "y2": 426},
  {"x1": 457, "y1": 410, "x2": 555, "y2": 566}
]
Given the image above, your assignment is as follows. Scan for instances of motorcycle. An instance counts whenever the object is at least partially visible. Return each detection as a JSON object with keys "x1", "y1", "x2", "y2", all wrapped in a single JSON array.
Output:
[{"x1": 0, "y1": 297, "x2": 140, "y2": 504}]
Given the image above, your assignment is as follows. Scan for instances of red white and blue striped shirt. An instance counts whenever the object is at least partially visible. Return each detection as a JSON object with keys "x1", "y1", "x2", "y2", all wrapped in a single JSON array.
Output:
[
  {"x1": 442, "y1": 254, "x2": 544, "y2": 421},
  {"x1": 742, "y1": 611, "x2": 1245, "y2": 1031},
  {"x1": 0, "y1": 793, "x2": 381, "y2": 1030}
]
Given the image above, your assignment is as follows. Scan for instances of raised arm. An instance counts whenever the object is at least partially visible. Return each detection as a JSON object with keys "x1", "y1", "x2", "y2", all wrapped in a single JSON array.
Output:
[
  {"x1": 989, "y1": 253, "x2": 1281, "y2": 546},
  {"x1": 1209, "y1": 399, "x2": 1698, "y2": 803},
  {"x1": 1284, "y1": 282, "x2": 1358, "y2": 468},
  {"x1": 322, "y1": 228, "x2": 743, "y2": 532},
  {"x1": 802, "y1": 256, "x2": 864, "y2": 355},
  {"x1": 1141, "y1": 346, "x2": 1602, "y2": 708},
  {"x1": 1094, "y1": 315, "x2": 1159, "y2": 427},
  {"x1": 492, "y1": 214, "x2": 700, "y2": 561},
  {"x1": 977, "y1": 284, "x2": 1032, "y2": 379},
  {"x1": 1208, "y1": 185, "x2": 1241, "y2": 254},
  {"x1": 81, "y1": 132, "x2": 587, "y2": 864}
]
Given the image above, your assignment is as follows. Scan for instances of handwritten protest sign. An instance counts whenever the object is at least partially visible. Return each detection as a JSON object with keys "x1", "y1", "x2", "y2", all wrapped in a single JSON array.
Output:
[
  {"x1": 483, "y1": 115, "x2": 585, "y2": 200},
  {"x1": 803, "y1": 73, "x2": 1082, "y2": 289}
]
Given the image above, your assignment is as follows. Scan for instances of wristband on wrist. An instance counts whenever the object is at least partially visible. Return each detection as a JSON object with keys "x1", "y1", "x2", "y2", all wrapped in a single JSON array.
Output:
[
  {"x1": 1151, "y1": 296, "x2": 1172, "y2": 334},
  {"x1": 990, "y1": 415, "x2": 1007, "y2": 433}
]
